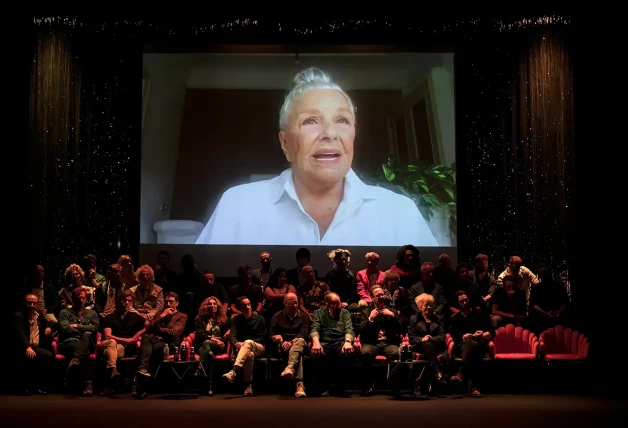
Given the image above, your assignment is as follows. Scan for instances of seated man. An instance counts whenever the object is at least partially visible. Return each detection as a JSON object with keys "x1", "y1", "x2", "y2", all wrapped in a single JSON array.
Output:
[
  {"x1": 528, "y1": 265, "x2": 570, "y2": 334},
  {"x1": 310, "y1": 292, "x2": 355, "y2": 396},
  {"x1": 130, "y1": 265, "x2": 164, "y2": 322},
  {"x1": 135, "y1": 292, "x2": 187, "y2": 391},
  {"x1": 270, "y1": 292, "x2": 309, "y2": 398},
  {"x1": 228, "y1": 266, "x2": 264, "y2": 317},
  {"x1": 98, "y1": 290, "x2": 146, "y2": 393},
  {"x1": 12, "y1": 293, "x2": 54, "y2": 395},
  {"x1": 491, "y1": 275, "x2": 527, "y2": 328},
  {"x1": 58, "y1": 287, "x2": 100, "y2": 396},
  {"x1": 297, "y1": 265, "x2": 330, "y2": 321},
  {"x1": 408, "y1": 293, "x2": 446, "y2": 396},
  {"x1": 222, "y1": 297, "x2": 267, "y2": 396},
  {"x1": 449, "y1": 290, "x2": 494, "y2": 396},
  {"x1": 359, "y1": 285, "x2": 403, "y2": 396}
]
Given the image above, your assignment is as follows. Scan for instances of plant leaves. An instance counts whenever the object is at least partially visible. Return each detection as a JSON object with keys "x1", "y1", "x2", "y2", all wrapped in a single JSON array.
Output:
[
  {"x1": 421, "y1": 193, "x2": 441, "y2": 208},
  {"x1": 444, "y1": 187, "x2": 455, "y2": 201},
  {"x1": 382, "y1": 164, "x2": 395, "y2": 181}
]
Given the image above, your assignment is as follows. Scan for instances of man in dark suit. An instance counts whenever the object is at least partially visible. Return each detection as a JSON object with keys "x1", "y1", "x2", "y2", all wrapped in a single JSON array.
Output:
[
  {"x1": 12, "y1": 293, "x2": 54, "y2": 395},
  {"x1": 286, "y1": 247, "x2": 318, "y2": 287}
]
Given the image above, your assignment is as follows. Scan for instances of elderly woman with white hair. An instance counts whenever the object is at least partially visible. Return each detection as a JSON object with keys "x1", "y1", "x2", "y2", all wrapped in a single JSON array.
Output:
[
  {"x1": 196, "y1": 67, "x2": 438, "y2": 246},
  {"x1": 407, "y1": 292, "x2": 447, "y2": 397}
]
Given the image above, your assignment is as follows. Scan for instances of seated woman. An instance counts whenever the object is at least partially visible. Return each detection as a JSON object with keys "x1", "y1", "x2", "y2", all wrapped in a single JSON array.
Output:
[
  {"x1": 263, "y1": 268, "x2": 297, "y2": 322},
  {"x1": 194, "y1": 296, "x2": 229, "y2": 396},
  {"x1": 449, "y1": 290, "x2": 494, "y2": 396},
  {"x1": 408, "y1": 293, "x2": 446, "y2": 397}
]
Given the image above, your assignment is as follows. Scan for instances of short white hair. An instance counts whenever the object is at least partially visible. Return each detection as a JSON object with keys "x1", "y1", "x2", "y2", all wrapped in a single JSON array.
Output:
[{"x1": 279, "y1": 67, "x2": 356, "y2": 130}]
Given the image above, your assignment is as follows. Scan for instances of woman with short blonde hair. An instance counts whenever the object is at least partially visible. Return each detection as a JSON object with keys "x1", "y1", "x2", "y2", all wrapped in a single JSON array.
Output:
[{"x1": 407, "y1": 293, "x2": 446, "y2": 396}]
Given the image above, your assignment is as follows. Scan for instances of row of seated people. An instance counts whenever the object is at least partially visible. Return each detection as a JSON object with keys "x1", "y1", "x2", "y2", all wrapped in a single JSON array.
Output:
[
  {"x1": 28, "y1": 250, "x2": 570, "y2": 346},
  {"x1": 14, "y1": 270, "x2": 577, "y2": 399}
]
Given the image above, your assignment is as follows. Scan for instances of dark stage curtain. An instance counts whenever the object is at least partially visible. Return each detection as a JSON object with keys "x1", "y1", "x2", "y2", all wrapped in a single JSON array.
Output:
[
  {"x1": 456, "y1": 27, "x2": 575, "y2": 290},
  {"x1": 25, "y1": 29, "x2": 141, "y2": 290}
]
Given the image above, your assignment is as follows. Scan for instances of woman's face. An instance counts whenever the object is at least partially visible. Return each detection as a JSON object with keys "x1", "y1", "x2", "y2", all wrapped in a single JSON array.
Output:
[
  {"x1": 279, "y1": 89, "x2": 355, "y2": 186},
  {"x1": 277, "y1": 271, "x2": 287, "y2": 287},
  {"x1": 206, "y1": 298, "x2": 217, "y2": 313}
]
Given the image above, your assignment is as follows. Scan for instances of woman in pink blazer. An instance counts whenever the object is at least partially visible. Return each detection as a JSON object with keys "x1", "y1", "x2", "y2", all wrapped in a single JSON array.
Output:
[{"x1": 356, "y1": 252, "x2": 385, "y2": 304}]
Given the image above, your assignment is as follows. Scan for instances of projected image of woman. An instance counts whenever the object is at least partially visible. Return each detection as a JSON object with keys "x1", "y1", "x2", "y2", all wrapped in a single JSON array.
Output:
[{"x1": 196, "y1": 67, "x2": 438, "y2": 246}]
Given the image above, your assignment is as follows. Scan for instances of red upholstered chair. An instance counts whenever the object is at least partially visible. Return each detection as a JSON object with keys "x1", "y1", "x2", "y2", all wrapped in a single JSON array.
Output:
[
  {"x1": 539, "y1": 325, "x2": 590, "y2": 363},
  {"x1": 492, "y1": 324, "x2": 539, "y2": 360},
  {"x1": 52, "y1": 332, "x2": 101, "y2": 360}
]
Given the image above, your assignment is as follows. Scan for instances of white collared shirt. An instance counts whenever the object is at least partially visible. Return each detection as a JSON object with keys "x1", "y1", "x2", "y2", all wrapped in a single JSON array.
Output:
[{"x1": 196, "y1": 168, "x2": 438, "y2": 246}]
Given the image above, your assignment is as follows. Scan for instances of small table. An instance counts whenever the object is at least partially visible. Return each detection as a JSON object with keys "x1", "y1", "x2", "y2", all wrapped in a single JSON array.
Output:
[
  {"x1": 154, "y1": 360, "x2": 205, "y2": 399},
  {"x1": 386, "y1": 359, "x2": 429, "y2": 378}
]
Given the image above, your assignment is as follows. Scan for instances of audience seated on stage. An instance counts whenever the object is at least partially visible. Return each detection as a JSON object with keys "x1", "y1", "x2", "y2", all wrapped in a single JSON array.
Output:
[
  {"x1": 98, "y1": 290, "x2": 145, "y2": 394},
  {"x1": 408, "y1": 293, "x2": 446, "y2": 397},
  {"x1": 228, "y1": 266, "x2": 264, "y2": 317},
  {"x1": 58, "y1": 287, "x2": 99, "y2": 396},
  {"x1": 130, "y1": 265, "x2": 164, "y2": 322},
  {"x1": 390, "y1": 245, "x2": 422, "y2": 288},
  {"x1": 528, "y1": 265, "x2": 570, "y2": 334},
  {"x1": 359, "y1": 285, "x2": 403, "y2": 396},
  {"x1": 497, "y1": 256, "x2": 539, "y2": 301},
  {"x1": 94, "y1": 263, "x2": 125, "y2": 316},
  {"x1": 310, "y1": 292, "x2": 355, "y2": 396},
  {"x1": 270, "y1": 292, "x2": 309, "y2": 397},
  {"x1": 263, "y1": 268, "x2": 297, "y2": 322},
  {"x1": 491, "y1": 275, "x2": 527, "y2": 328},
  {"x1": 13, "y1": 293, "x2": 54, "y2": 395},
  {"x1": 194, "y1": 296, "x2": 229, "y2": 396},
  {"x1": 324, "y1": 249, "x2": 360, "y2": 312},
  {"x1": 286, "y1": 247, "x2": 319, "y2": 287},
  {"x1": 223, "y1": 296, "x2": 267, "y2": 396},
  {"x1": 251, "y1": 251, "x2": 274, "y2": 288},
  {"x1": 193, "y1": 271, "x2": 229, "y2": 314},
  {"x1": 297, "y1": 265, "x2": 330, "y2": 321},
  {"x1": 60, "y1": 264, "x2": 95, "y2": 310},
  {"x1": 356, "y1": 252, "x2": 385, "y2": 305},
  {"x1": 17, "y1": 244, "x2": 580, "y2": 399},
  {"x1": 409, "y1": 262, "x2": 446, "y2": 317},
  {"x1": 449, "y1": 290, "x2": 494, "y2": 396},
  {"x1": 135, "y1": 292, "x2": 187, "y2": 398},
  {"x1": 468, "y1": 254, "x2": 498, "y2": 312},
  {"x1": 25, "y1": 265, "x2": 59, "y2": 326}
]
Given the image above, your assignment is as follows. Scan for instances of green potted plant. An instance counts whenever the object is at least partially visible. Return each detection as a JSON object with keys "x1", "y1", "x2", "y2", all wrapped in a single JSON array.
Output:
[{"x1": 359, "y1": 157, "x2": 457, "y2": 240}]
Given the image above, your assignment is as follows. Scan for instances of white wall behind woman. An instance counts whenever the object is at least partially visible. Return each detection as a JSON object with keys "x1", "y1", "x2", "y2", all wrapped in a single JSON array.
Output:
[{"x1": 140, "y1": 55, "x2": 191, "y2": 243}]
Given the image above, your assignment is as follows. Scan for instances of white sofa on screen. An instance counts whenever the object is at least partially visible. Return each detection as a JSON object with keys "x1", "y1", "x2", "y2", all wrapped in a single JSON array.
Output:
[{"x1": 153, "y1": 220, "x2": 204, "y2": 244}]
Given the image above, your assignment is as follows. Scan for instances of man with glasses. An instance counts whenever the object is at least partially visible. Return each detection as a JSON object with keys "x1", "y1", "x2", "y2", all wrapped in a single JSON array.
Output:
[
  {"x1": 135, "y1": 292, "x2": 187, "y2": 399},
  {"x1": 270, "y1": 292, "x2": 309, "y2": 398},
  {"x1": 98, "y1": 290, "x2": 146, "y2": 393},
  {"x1": 310, "y1": 292, "x2": 355, "y2": 396},
  {"x1": 358, "y1": 285, "x2": 403, "y2": 396},
  {"x1": 130, "y1": 265, "x2": 164, "y2": 321},
  {"x1": 449, "y1": 290, "x2": 494, "y2": 396}
]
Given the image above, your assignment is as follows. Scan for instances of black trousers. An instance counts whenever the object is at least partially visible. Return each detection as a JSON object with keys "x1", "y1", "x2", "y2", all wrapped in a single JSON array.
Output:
[
  {"x1": 360, "y1": 342, "x2": 399, "y2": 386},
  {"x1": 457, "y1": 336, "x2": 489, "y2": 380},
  {"x1": 139, "y1": 334, "x2": 173, "y2": 371},
  {"x1": 412, "y1": 341, "x2": 445, "y2": 385},
  {"x1": 60, "y1": 334, "x2": 95, "y2": 382},
  {"x1": 21, "y1": 346, "x2": 54, "y2": 389},
  {"x1": 311, "y1": 343, "x2": 353, "y2": 390}
]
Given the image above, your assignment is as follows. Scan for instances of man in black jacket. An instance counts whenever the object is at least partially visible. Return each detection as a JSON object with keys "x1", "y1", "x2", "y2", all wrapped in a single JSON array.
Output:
[
  {"x1": 222, "y1": 296, "x2": 267, "y2": 396},
  {"x1": 358, "y1": 285, "x2": 403, "y2": 396},
  {"x1": 25, "y1": 265, "x2": 59, "y2": 325},
  {"x1": 12, "y1": 293, "x2": 54, "y2": 395}
]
